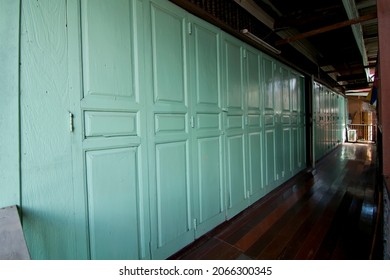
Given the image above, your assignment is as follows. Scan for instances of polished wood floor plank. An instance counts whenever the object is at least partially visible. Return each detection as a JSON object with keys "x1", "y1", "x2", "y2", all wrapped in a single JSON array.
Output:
[
  {"x1": 278, "y1": 187, "x2": 337, "y2": 259},
  {"x1": 170, "y1": 144, "x2": 378, "y2": 260},
  {"x1": 216, "y1": 180, "x2": 309, "y2": 244},
  {"x1": 255, "y1": 191, "x2": 326, "y2": 259},
  {"x1": 294, "y1": 164, "x2": 357, "y2": 259},
  {"x1": 233, "y1": 181, "x2": 319, "y2": 251},
  {"x1": 244, "y1": 186, "x2": 320, "y2": 258},
  {"x1": 314, "y1": 192, "x2": 354, "y2": 259},
  {"x1": 261, "y1": 184, "x2": 340, "y2": 259},
  {"x1": 292, "y1": 189, "x2": 347, "y2": 259},
  {"x1": 176, "y1": 237, "x2": 244, "y2": 260}
]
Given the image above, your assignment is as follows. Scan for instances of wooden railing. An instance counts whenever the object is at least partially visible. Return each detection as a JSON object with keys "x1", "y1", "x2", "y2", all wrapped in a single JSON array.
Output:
[
  {"x1": 0, "y1": 205, "x2": 30, "y2": 259},
  {"x1": 347, "y1": 124, "x2": 377, "y2": 143}
]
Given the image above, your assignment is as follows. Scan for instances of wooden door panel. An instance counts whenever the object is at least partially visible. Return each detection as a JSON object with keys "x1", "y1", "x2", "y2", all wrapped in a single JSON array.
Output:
[
  {"x1": 193, "y1": 23, "x2": 220, "y2": 106},
  {"x1": 265, "y1": 129, "x2": 276, "y2": 189},
  {"x1": 86, "y1": 148, "x2": 139, "y2": 260},
  {"x1": 248, "y1": 132, "x2": 262, "y2": 195},
  {"x1": 155, "y1": 141, "x2": 190, "y2": 247},
  {"x1": 283, "y1": 128, "x2": 292, "y2": 177},
  {"x1": 292, "y1": 127, "x2": 298, "y2": 172},
  {"x1": 263, "y1": 56, "x2": 274, "y2": 112},
  {"x1": 82, "y1": 0, "x2": 134, "y2": 98},
  {"x1": 84, "y1": 111, "x2": 137, "y2": 138},
  {"x1": 197, "y1": 137, "x2": 223, "y2": 223},
  {"x1": 225, "y1": 41, "x2": 243, "y2": 110},
  {"x1": 227, "y1": 135, "x2": 246, "y2": 211},
  {"x1": 151, "y1": 4, "x2": 186, "y2": 104}
]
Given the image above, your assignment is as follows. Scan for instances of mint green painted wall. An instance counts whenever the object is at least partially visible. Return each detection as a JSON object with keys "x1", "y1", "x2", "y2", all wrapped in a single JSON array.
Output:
[
  {"x1": 20, "y1": 0, "x2": 88, "y2": 259},
  {"x1": 0, "y1": 0, "x2": 20, "y2": 207}
]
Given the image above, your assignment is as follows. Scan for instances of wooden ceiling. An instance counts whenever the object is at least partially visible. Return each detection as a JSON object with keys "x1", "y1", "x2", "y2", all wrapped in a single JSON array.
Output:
[{"x1": 171, "y1": 0, "x2": 378, "y2": 93}]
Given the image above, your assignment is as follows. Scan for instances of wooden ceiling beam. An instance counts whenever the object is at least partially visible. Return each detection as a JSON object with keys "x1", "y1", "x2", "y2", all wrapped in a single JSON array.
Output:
[
  {"x1": 337, "y1": 73, "x2": 367, "y2": 82},
  {"x1": 325, "y1": 63, "x2": 376, "y2": 74},
  {"x1": 274, "y1": 4, "x2": 341, "y2": 29},
  {"x1": 344, "y1": 81, "x2": 372, "y2": 90},
  {"x1": 275, "y1": 13, "x2": 377, "y2": 46}
]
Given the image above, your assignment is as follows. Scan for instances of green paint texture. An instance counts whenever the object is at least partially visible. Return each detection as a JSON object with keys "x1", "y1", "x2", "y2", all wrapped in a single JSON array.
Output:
[{"x1": 0, "y1": 0, "x2": 21, "y2": 207}]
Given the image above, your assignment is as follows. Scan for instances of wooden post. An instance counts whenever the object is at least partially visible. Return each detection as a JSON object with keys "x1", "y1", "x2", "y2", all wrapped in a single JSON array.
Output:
[
  {"x1": 378, "y1": 0, "x2": 390, "y2": 178},
  {"x1": 378, "y1": 0, "x2": 390, "y2": 260}
]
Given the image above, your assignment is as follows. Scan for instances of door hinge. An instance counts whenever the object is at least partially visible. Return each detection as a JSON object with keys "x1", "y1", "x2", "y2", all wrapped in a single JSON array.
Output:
[
  {"x1": 188, "y1": 22, "x2": 192, "y2": 35},
  {"x1": 193, "y1": 218, "x2": 197, "y2": 231},
  {"x1": 69, "y1": 111, "x2": 74, "y2": 132},
  {"x1": 243, "y1": 49, "x2": 247, "y2": 58},
  {"x1": 190, "y1": 115, "x2": 195, "y2": 128}
]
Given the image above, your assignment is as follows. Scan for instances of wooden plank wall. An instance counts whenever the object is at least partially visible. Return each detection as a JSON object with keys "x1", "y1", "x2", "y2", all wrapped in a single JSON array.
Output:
[
  {"x1": 0, "y1": 0, "x2": 21, "y2": 207},
  {"x1": 19, "y1": 0, "x2": 88, "y2": 259}
]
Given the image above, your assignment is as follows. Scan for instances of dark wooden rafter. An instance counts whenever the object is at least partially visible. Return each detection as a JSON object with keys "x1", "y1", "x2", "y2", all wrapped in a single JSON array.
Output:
[
  {"x1": 337, "y1": 73, "x2": 367, "y2": 82},
  {"x1": 345, "y1": 81, "x2": 372, "y2": 90},
  {"x1": 324, "y1": 63, "x2": 376, "y2": 74},
  {"x1": 275, "y1": 13, "x2": 377, "y2": 46},
  {"x1": 319, "y1": 54, "x2": 362, "y2": 67},
  {"x1": 274, "y1": 4, "x2": 342, "y2": 29}
]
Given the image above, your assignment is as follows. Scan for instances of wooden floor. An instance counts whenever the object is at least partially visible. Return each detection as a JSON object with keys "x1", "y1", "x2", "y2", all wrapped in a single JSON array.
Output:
[{"x1": 169, "y1": 143, "x2": 380, "y2": 260}]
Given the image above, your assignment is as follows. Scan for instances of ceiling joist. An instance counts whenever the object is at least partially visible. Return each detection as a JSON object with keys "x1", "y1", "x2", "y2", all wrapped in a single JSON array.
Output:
[
  {"x1": 275, "y1": 13, "x2": 377, "y2": 46},
  {"x1": 337, "y1": 73, "x2": 367, "y2": 82}
]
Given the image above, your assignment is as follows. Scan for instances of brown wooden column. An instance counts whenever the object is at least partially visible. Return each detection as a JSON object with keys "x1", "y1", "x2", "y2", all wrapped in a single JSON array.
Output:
[
  {"x1": 378, "y1": 0, "x2": 390, "y2": 179},
  {"x1": 378, "y1": 0, "x2": 390, "y2": 260}
]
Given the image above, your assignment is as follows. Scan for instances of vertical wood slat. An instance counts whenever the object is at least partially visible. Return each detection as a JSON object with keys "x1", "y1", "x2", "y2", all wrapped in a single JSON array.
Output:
[
  {"x1": 0, "y1": 0, "x2": 21, "y2": 207},
  {"x1": 20, "y1": 0, "x2": 78, "y2": 260}
]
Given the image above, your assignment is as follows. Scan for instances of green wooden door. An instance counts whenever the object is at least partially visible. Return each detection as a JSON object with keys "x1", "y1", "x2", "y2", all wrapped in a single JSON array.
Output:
[
  {"x1": 325, "y1": 90, "x2": 331, "y2": 151},
  {"x1": 245, "y1": 47, "x2": 264, "y2": 203},
  {"x1": 263, "y1": 55, "x2": 276, "y2": 191},
  {"x1": 188, "y1": 16, "x2": 225, "y2": 238},
  {"x1": 281, "y1": 66, "x2": 292, "y2": 179},
  {"x1": 319, "y1": 86, "x2": 325, "y2": 157},
  {"x1": 146, "y1": 0, "x2": 194, "y2": 259},
  {"x1": 298, "y1": 75, "x2": 306, "y2": 169},
  {"x1": 80, "y1": 0, "x2": 148, "y2": 259},
  {"x1": 222, "y1": 34, "x2": 249, "y2": 219},
  {"x1": 290, "y1": 71, "x2": 306, "y2": 172},
  {"x1": 313, "y1": 82, "x2": 320, "y2": 161},
  {"x1": 290, "y1": 71, "x2": 299, "y2": 172},
  {"x1": 273, "y1": 63, "x2": 283, "y2": 185},
  {"x1": 339, "y1": 96, "x2": 346, "y2": 143}
]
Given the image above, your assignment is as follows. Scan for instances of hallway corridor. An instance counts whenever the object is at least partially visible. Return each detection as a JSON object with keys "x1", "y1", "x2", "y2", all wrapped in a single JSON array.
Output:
[{"x1": 170, "y1": 144, "x2": 379, "y2": 260}]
